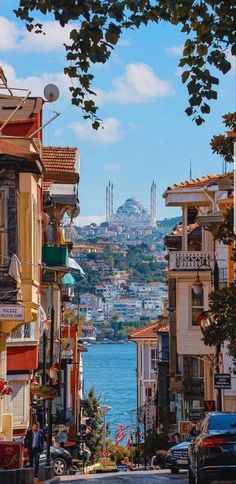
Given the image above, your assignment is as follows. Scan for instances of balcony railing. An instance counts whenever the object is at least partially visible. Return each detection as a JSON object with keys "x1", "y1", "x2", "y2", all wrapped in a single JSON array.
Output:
[
  {"x1": 7, "y1": 323, "x2": 36, "y2": 342},
  {"x1": 169, "y1": 251, "x2": 213, "y2": 271}
]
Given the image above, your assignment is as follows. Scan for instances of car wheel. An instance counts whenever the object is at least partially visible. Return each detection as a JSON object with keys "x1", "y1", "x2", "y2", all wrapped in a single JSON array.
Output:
[
  {"x1": 188, "y1": 468, "x2": 195, "y2": 484},
  {"x1": 171, "y1": 468, "x2": 179, "y2": 474},
  {"x1": 53, "y1": 457, "x2": 67, "y2": 476}
]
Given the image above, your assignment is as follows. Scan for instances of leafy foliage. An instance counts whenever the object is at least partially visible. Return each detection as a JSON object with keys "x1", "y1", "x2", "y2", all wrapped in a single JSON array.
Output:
[
  {"x1": 83, "y1": 387, "x2": 104, "y2": 463},
  {"x1": 14, "y1": 1, "x2": 235, "y2": 127},
  {"x1": 210, "y1": 113, "x2": 236, "y2": 163},
  {"x1": 204, "y1": 284, "x2": 236, "y2": 370}
]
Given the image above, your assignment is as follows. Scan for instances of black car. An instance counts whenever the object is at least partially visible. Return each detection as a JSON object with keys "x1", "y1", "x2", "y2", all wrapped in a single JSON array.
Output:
[
  {"x1": 188, "y1": 411, "x2": 236, "y2": 484},
  {"x1": 166, "y1": 439, "x2": 191, "y2": 474},
  {"x1": 39, "y1": 445, "x2": 73, "y2": 476}
]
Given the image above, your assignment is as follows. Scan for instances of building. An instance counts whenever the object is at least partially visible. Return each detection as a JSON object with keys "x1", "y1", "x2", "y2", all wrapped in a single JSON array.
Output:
[
  {"x1": 163, "y1": 172, "x2": 236, "y2": 422},
  {"x1": 129, "y1": 321, "x2": 169, "y2": 431},
  {"x1": 106, "y1": 181, "x2": 157, "y2": 228},
  {"x1": 0, "y1": 92, "x2": 44, "y2": 441},
  {"x1": 40, "y1": 146, "x2": 84, "y2": 443}
]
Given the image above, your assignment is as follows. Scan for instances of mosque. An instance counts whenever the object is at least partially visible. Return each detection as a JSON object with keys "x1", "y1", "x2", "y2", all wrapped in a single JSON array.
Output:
[{"x1": 106, "y1": 181, "x2": 157, "y2": 229}]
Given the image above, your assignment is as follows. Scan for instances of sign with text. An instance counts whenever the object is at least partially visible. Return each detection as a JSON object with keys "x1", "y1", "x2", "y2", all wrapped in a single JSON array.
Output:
[
  {"x1": 179, "y1": 421, "x2": 191, "y2": 434},
  {"x1": 204, "y1": 400, "x2": 216, "y2": 412},
  {"x1": 188, "y1": 410, "x2": 203, "y2": 422},
  {"x1": 0, "y1": 442, "x2": 23, "y2": 469},
  {"x1": 214, "y1": 373, "x2": 231, "y2": 389},
  {"x1": 0, "y1": 305, "x2": 24, "y2": 321}
]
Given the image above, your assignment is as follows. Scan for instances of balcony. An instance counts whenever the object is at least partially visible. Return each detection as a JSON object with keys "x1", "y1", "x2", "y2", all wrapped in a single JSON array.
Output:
[
  {"x1": 169, "y1": 251, "x2": 213, "y2": 271},
  {"x1": 42, "y1": 246, "x2": 69, "y2": 267},
  {"x1": 7, "y1": 322, "x2": 37, "y2": 344}
]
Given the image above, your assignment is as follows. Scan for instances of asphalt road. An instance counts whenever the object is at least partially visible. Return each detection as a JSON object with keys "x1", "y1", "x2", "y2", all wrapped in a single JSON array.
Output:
[{"x1": 59, "y1": 469, "x2": 188, "y2": 483}]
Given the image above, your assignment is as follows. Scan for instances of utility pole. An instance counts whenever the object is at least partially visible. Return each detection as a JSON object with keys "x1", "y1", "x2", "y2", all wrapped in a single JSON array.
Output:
[{"x1": 46, "y1": 306, "x2": 55, "y2": 467}]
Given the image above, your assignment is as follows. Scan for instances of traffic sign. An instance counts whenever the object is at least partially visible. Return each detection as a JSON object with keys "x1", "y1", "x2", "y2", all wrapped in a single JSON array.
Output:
[
  {"x1": 214, "y1": 373, "x2": 231, "y2": 389},
  {"x1": 100, "y1": 450, "x2": 109, "y2": 458}
]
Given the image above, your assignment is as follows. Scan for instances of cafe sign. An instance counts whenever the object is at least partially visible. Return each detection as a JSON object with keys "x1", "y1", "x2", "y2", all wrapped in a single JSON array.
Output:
[{"x1": 0, "y1": 305, "x2": 24, "y2": 321}]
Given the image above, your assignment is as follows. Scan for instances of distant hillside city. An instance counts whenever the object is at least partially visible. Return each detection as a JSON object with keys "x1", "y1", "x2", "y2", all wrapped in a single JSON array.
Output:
[{"x1": 65, "y1": 184, "x2": 181, "y2": 343}]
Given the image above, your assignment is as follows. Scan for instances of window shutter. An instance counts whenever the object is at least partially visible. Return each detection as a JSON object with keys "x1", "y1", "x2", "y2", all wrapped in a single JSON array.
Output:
[{"x1": 11, "y1": 381, "x2": 29, "y2": 426}]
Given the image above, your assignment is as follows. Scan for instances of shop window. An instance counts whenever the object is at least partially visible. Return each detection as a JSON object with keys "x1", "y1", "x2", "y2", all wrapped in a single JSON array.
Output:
[{"x1": 0, "y1": 189, "x2": 7, "y2": 265}]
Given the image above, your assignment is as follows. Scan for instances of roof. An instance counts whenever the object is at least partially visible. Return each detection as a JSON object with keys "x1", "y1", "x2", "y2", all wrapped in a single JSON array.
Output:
[
  {"x1": 129, "y1": 321, "x2": 169, "y2": 340},
  {"x1": 166, "y1": 173, "x2": 224, "y2": 191},
  {"x1": 0, "y1": 94, "x2": 43, "y2": 121},
  {"x1": 42, "y1": 146, "x2": 79, "y2": 185}
]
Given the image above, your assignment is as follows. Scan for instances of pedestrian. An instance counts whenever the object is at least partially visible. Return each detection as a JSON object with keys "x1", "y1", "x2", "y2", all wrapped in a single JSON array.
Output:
[{"x1": 24, "y1": 422, "x2": 44, "y2": 477}]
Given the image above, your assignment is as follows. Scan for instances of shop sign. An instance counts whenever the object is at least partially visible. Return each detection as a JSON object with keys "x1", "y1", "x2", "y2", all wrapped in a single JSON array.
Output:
[
  {"x1": 214, "y1": 373, "x2": 231, "y2": 389},
  {"x1": 0, "y1": 442, "x2": 23, "y2": 469},
  {"x1": 0, "y1": 305, "x2": 24, "y2": 321},
  {"x1": 179, "y1": 421, "x2": 191, "y2": 434}
]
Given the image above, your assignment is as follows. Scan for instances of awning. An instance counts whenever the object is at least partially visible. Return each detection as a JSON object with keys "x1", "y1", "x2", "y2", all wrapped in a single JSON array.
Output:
[
  {"x1": 68, "y1": 257, "x2": 85, "y2": 278},
  {"x1": 61, "y1": 272, "x2": 76, "y2": 286}
]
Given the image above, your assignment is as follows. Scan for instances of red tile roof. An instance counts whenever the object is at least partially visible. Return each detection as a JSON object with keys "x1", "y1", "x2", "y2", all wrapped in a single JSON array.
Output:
[
  {"x1": 129, "y1": 321, "x2": 169, "y2": 340},
  {"x1": 167, "y1": 173, "x2": 225, "y2": 191},
  {"x1": 42, "y1": 146, "x2": 79, "y2": 185}
]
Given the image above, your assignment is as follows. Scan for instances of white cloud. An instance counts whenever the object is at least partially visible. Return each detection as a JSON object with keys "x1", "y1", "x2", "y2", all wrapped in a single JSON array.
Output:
[
  {"x1": 71, "y1": 117, "x2": 123, "y2": 143},
  {"x1": 165, "y1": 45, "x2": 184, "y2": 56},
  {"x1": 96, "y1": 63, "x2": 172, "y2": 104},
  {"x1": 0, "y1": 17, "x2": 18, "y2": 51},
  {"x1": 0, "y1": 59, "x2": 70, "y2": 98},
  {"x1": 19, "y1": 21, "x2": 72, "y2": 52},
  {"x1": 75, "y1": 215, "x2": 105, "y2": 226},
  {"x1": 0, "y1": 16, "x2": 72, "y2": 53}
]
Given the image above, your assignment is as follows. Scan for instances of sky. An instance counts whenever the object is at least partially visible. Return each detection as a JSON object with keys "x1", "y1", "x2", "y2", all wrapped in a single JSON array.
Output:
[{"x1": 0, "y1": 1, "x2": 235, "y2": 225}]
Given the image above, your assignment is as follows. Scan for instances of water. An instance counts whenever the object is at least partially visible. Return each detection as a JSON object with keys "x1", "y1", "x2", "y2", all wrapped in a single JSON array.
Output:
[{"x1": 83, "y1": 343, "x2": 136, "y2": 441}]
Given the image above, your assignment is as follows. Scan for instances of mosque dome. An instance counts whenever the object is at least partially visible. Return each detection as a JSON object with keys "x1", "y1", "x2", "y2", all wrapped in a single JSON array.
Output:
[{"x1": 116, "y1": 197, "x2": 148, "y2": 219}]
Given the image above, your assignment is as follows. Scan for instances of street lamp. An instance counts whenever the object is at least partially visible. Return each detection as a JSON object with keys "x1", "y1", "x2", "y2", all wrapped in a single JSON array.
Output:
[{"x1": 192, "y1": 260, "x2": 222, "y2": 411}]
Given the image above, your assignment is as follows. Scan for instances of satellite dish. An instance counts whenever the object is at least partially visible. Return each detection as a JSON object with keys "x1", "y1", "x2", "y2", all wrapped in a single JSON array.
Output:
[
  {"x1": 61, "y1": 337, "x2": 75, "y2": 351},
  {"x1": 44, "y1": 84, "x2": 59, "y2": 102}
]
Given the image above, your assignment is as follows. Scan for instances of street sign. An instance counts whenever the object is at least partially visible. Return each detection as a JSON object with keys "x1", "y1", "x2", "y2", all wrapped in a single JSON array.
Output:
[
  {"x1": 214, "y1": 373, "x2": 231, "y2": 389},
  {"x1": 100, "y1": 450, "x2": 109, "y2": 458},
  {"x1": 0, "y1": 305, "x2": 24, "y2": 321},
  {"x1": 204, "y1": 400, "x2": 216, "y2": 412}
]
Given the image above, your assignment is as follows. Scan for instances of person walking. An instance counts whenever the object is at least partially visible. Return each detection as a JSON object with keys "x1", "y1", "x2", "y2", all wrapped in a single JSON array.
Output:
[{"x1": 24, "y1": 422, "x2": 44, "y2": 477}]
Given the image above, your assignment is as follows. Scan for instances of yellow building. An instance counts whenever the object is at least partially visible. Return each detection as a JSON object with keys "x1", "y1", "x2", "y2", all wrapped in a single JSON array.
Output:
[{"x1": 0, "y1": 135, "x2": 43, "y2": 440}]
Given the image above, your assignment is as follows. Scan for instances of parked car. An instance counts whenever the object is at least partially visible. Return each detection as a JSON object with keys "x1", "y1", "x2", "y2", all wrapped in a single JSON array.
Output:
[
  {"x1": 39, "y1": 445, "x2": 73, "y2": 476},
  {"x1": 15, "y1": 436, "x2": 73, "y2": 476},
  {"x1": 165, "y1": 439, "x2": 191, "y2": 474},
  {"x1": 188, "y1": 411, "x2": 236, "y2": 484}
]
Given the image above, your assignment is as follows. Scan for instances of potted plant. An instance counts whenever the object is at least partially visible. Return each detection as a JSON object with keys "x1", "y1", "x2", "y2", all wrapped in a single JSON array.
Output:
[
  {"x1": 30, "y1": 378, "x2": 41, "y2": 396},
  {"x1": 0, "y1": 379, "x2": 13, "y2": 396},
  {"x1": 38, "y1": 385, "x2": 58, "y2": 400}
]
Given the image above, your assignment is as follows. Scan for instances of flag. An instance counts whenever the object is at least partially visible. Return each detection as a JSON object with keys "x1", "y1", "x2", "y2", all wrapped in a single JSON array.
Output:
[{"x1": 115, "y1": 431, "x2": 126, "y2": 445}]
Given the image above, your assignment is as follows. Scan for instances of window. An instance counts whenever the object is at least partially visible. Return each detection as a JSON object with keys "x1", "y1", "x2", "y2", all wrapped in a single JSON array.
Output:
[
  {"x1": 161, "y1": 335, "x2": 169, "y2": 361},
  {"x1": 191, "y1": 287, "x2": 204, "y2": 326},
  {"x1": 190, "y1": 357, "x2": 204, "y2": 378},
  {"x1": 150, "y1": 348, "x2": 157, "y2": 371},
  {"x1": 145, "y1": 387, "x2": 152, "y2": 399},
  {"x1": 0, "y1": 189, "x2": 7, "y2": 265}
]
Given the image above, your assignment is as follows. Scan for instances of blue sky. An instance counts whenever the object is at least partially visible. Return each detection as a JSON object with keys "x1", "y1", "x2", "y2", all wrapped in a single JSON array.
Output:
[{"x1": 0, "y1": 2, "x2": 235, "y2": 225}]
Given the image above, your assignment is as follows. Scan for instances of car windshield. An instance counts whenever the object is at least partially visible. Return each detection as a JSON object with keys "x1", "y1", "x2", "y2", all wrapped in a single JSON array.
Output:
[{"x1": 208, "y1": 414, "x2": 236, "y2": 431}]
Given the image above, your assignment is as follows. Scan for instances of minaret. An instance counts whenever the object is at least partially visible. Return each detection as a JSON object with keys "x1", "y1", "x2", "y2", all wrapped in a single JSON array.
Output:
[
  {"x1": 150, "y1": 181, "x2": 157, "y2": 226},
  {"x1": 106, "y1": 181, "x2": 113, "y2": 222},
  {"x1": 106, "y1": 184, "x2": 109, "y2": 221},
  {"x1": 111, "y1": 183, "x2": 114, "y2": 219}
]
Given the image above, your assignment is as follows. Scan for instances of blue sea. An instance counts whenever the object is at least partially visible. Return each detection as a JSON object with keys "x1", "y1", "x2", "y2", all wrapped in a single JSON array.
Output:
[{"x1": 83, "y1": 343, "x2": 136, "y2": 440}]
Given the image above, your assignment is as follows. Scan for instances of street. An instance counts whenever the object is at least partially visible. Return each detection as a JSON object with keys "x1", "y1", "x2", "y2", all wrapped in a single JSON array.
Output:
[{"x1": 59, "y1": 470, "x2": 188, "y2": 483}]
